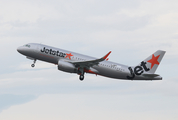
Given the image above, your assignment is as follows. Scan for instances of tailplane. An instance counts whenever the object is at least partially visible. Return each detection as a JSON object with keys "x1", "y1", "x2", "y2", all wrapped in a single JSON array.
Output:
[{"x1": 127, "y1": 50, "x2": 166, "y2": 80}]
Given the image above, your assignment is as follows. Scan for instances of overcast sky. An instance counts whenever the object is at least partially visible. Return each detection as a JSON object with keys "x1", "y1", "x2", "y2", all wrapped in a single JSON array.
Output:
[{"x1": 0, "y1": 0, "x2": 178, "y2": 120}]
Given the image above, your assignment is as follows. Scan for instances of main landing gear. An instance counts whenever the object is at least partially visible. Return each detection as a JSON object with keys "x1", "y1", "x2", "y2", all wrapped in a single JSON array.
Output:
[
  {"x1": 31, "y1": 59, "x2": 36, "y2": 67},
  {"x1": 79, "y1": 74, "x2": 84, "y2": 81},
  {"x1": 79, "y1": 68, "x2": 85, "y2": 81}
]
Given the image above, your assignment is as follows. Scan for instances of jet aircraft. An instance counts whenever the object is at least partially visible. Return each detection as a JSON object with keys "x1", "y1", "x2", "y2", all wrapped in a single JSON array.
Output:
[{"x1": 17, "y1": 43, "x2": 166, "y2": 81}]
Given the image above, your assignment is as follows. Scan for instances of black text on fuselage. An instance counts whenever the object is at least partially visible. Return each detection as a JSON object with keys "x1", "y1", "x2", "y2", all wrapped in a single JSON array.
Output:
[
  {"x1": 41, "y1": 47, "x2": 66, "y2": 58},
  {"x1": 127, "y1": 61, "x2": 150, "y2": 79}
]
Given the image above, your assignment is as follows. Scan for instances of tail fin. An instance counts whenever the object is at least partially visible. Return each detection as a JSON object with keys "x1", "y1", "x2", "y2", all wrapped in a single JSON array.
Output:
[{"x1": 138, "y1": 50, "x2": 166, "y2": 74}]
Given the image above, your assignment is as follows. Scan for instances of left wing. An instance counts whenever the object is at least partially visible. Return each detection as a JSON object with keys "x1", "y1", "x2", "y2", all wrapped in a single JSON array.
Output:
[{"x1": 70, "y1": 51, "x2": 111, "y2": 69}]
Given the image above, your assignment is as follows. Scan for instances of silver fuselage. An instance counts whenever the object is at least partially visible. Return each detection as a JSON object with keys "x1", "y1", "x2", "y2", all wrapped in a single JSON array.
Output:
[{"x1": 17, "y1": 43, "x2": 162, "y2": 80}]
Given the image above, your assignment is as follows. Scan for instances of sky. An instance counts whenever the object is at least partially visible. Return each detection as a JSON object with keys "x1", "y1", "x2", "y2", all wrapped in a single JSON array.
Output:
[{"x1": 0, "y1": 0, "x2": 178, "y2": 120}]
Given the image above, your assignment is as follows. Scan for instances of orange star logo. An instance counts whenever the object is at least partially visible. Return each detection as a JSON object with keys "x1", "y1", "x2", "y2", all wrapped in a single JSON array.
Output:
[
  {"x1": 147, "y1": 54, "x2": 160, "y2": 69},
  {"x1": 65, "y1": 53, "x2": 73, "y2": 60}
]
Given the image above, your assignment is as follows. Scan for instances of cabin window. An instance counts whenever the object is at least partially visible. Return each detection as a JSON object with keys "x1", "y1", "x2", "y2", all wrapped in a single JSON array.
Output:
[{"x1": 24, "y1": 44, "x2": 30, "y2": 48}]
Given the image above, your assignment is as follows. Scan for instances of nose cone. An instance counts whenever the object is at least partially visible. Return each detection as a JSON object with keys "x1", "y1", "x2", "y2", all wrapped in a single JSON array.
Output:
[{"x1": 17, "y1": 46, "x2": 24, "y2": 54}]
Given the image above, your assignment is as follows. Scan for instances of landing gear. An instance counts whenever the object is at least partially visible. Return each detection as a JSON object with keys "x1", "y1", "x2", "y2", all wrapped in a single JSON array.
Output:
[
  {"x1": 31, "y1": 59, "x2": 36, "y2": 68},
  {"x1": 31, "y1": 64, "x2": 35, "y2": 67},
  {"x1": 79, "y1": 75, "x2": 84, "y2": 81},
  {"x1": 78, "y1": 68, "x2": 85, "y2": 81}
]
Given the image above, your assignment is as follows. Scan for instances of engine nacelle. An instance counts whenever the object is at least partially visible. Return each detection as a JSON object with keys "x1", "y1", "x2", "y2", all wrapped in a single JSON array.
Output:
[{"x1": 58, "y1": 60, "x2": 77, "y2": 73}]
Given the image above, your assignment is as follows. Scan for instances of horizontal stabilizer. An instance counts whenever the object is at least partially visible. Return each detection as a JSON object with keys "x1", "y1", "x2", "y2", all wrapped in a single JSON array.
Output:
[{"x1": 142, "y1": 73, "x2": 160, "y2": 77}]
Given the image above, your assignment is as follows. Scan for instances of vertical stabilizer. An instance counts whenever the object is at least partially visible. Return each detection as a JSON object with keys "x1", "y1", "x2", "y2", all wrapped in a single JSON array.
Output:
[{"x1": 138, "y1": 50, "x2": 166, "y2": 74}]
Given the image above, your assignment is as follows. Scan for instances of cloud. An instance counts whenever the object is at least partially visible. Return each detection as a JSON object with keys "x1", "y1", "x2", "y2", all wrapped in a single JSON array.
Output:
[
  {"x1": 0, "y1": 94, "x2": 178, "y2": 120},
  {"x1": 0, "y1": 0, "x2": 178, "y2": 119},
  {"x1": 0, "y1": 0, "x2": 177, "y2": 56},
  {"x1": 0, "y1": 94, "x2": 37, "y2": 113}
]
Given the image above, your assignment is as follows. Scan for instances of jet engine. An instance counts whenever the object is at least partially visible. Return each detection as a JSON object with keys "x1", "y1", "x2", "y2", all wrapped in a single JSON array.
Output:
[{"x1": 58, "y1": 60, "x2": 77, "y2": 73}]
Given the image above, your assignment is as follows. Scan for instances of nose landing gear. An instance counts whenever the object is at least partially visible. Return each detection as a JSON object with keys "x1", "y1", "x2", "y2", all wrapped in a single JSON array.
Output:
[
  {"x1": 31, "y1": 64, "x2": 35, "y2": 67},
  {"x1": 31, "y1": 59, "x2": 36, "y2": 67}
]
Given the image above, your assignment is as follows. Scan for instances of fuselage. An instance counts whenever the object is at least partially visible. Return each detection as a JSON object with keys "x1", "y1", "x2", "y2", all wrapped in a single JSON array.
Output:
[{"x1": 17, "y1": 43, "x2": 163, "y2": 80}]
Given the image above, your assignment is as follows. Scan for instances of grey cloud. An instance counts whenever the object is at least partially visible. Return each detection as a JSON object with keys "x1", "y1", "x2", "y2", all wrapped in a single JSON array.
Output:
[
  {"x1": 2, "y1": 15, "x2": 150, "y2": 39},
  {"x1": 8, "y1": 21, "x2": 30, "y2": 28},
  {"x1": 33, "y1": 0, "x2": 139, "y2": 16},
  {"x1": 0, "y1": 94, "x2": 37, "y2": 113},
  {"x1": 0, "y1": 0, "x2": 178, "y2": 119},
  {"x1": 0, "y1": 0, "x2": 143, "y2": 37}
]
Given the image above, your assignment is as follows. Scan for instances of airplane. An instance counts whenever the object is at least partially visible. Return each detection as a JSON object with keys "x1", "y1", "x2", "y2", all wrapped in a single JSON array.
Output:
[{"x1": 17, "y1": 43, "x2": 166, "y2": 81}]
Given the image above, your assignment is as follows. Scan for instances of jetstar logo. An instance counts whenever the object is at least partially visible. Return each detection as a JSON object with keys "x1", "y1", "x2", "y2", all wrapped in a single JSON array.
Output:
[
  {"x1": 127, "y1": 54, "x2": 160, "y2": 79},
  {"x1": 40, "y1": 47, "x2": 73, "y2": 60},
  {"x1": 127, "y1": 61, "x2": 150, "y2": 79},
  {"x1": 65, "y1": 53, "x2": 73, "y2": 60},
  {"x1": 147, "y1": 54, "x2": 160, "y2": 68}
]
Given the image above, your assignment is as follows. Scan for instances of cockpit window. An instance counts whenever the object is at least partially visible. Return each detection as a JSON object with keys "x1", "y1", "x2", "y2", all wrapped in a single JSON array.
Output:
[{"x1": 24, "y1": 44, "x2": 31, "y2": 48}]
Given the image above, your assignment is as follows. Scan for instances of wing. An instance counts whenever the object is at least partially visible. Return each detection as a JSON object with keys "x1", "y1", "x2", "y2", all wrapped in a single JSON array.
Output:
[{"x1": 70, "y1": 51, "x2": 111, "y2": 69}]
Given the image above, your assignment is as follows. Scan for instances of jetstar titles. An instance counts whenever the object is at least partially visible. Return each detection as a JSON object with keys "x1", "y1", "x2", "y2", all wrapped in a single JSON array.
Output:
[{"x1": 41, "y1": 47, "x2": 66, "y2": 58}]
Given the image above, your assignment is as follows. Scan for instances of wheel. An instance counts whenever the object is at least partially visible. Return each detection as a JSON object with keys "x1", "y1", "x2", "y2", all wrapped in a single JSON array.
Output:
[
  {"x1": 79, "y1": 75, "x2": 84, "y2": 81},
  {"x1": 31, "y1": 64, "x2": 35, "y2": 67}
]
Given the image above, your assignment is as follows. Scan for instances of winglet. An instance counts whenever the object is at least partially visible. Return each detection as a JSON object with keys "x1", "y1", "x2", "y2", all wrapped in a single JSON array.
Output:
[{"x1": 103, "y1": 51, "x2": 111, "y2": 60}]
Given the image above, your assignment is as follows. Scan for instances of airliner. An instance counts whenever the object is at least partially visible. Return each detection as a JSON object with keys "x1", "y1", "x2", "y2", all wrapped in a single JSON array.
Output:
[{"x1": 17, "y1": 43, "x2": 166, "y2": 81}]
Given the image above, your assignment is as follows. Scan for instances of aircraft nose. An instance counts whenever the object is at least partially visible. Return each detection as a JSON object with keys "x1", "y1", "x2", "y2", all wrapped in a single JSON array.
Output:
[{"x1": 17, "y1": 46, "x2": 24, "y2": 53}]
